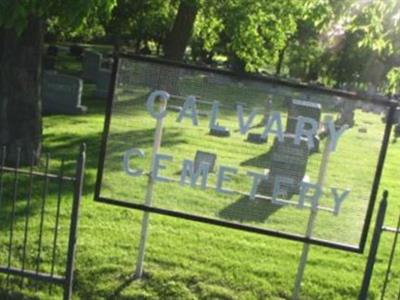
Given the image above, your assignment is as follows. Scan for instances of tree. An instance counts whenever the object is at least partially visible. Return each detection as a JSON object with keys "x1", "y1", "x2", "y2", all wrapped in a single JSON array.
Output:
[
  {"x1": 347, "y1": 0, "x2": 400, "y2": 91},
  {"x1": 163, "y1": 0, "x2": 200, "y2": 61},
  {"x1": 191, "y1": 0, "x2": 399, "y2": 90},
  {"x1": 313, "y1": 0, "x2": 400, "y2": 89},
  {"x1": 106, "y1": 0, "x2": 177, "y2": 54},
  {"x1": 386, "y1": 67, "x2": 400, "y2": 95},
  {"x1": 193, "y1": 0, "x2": 305, "y2": 72},
  {"x1": 0, "y1": 1, "x2": 116, "y2": 163},
  {"x1": 283, "y1": 0, "x2": 336, "y2": 80}
]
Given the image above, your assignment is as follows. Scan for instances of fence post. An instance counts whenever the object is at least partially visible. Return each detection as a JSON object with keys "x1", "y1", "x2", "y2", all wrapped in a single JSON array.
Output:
[
  {"x1": 64, "y1": 144, "x2": 86, "y2": 300},
  {"x1": 358, "y1": 191, "x2": 388, "y2": 300},
  {"x1": 381, "y1": 210, "x2": 400, "y2": 299}
]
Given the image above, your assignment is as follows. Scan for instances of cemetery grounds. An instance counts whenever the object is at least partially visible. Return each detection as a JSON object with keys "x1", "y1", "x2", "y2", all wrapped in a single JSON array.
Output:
[{"x1": 0, "y1": 51, "x2": 400, "y2": 299}]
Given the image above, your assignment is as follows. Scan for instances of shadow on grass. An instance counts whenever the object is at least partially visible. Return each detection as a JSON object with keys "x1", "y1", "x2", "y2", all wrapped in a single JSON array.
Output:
[
  {"x1": 240, "y1": 137, "x2": 319, "y2": 170},
  {"x1": 74, "y1": 267, "x2": 204, "y2": 300},
  {"x1": 43, "y1": 127, "x2": 185, "y2": 175},
  {"x1": 108, "y1": 274, "x2": 138, "y2": 299},
  {"x1": 0, "y1": 273, "x2": 62, "y2": 299},
  {"x1": 240, "y1": 149, "x2": 273, "y2": 169},
  {"x1": 219, "y1": 196, "x2": 282, "y2": 223}
]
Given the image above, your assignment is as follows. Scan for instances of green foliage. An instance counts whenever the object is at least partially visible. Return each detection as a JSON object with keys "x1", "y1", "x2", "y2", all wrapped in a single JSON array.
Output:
[
  {"x1": 2, "y1": 0, "x2": 399, "y2": 89},
  {"x1": 323, "y1": 31, "x2": 371, "y2": 87},
  {"x1": 284, "y1": 0, "x2": 333, "y2": 80},
  {"x1": 194, "y1": 0, "x2": 303, "y2": 72},
  {"x1": 105, "y1": 0, "x2": 178, "y2": 50},
  {"x1": 386, "y1": 67, "x2": 400, "y2": 94},
  {"x1": 0, "y1": 0, "x2": 117, "y2": 36},
  {"x1": 348, "y1": 0, "x2": 400, "y2": 54},
  {"x1": 192, "y1": 0, "x2": 400, "y2": 89},
  {"x1": 32, "y1": 0, "x2": 396, "y2": 89}
]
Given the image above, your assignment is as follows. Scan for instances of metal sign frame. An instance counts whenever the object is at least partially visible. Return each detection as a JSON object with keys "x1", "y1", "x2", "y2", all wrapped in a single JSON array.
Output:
[{"x1": 95, "y1": 53, "x2": 397, "y2": 253}]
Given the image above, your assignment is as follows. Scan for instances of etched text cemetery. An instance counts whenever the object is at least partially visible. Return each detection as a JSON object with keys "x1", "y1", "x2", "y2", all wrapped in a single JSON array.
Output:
[{"x1": 123, "y1": 90, "x2": 350, "y2": 216}]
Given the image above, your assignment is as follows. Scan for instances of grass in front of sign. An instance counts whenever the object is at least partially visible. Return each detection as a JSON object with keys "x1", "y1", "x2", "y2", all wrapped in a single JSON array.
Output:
[{"x1": 0, "y1": 56, "x2": 400, "y2": 299}]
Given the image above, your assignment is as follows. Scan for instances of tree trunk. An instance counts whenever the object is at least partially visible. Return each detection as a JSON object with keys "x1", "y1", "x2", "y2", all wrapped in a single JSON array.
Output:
[
  {"x1": 306, "y1": 61, "x2": 319, "y2": 82},
  {"x1": 0, "y1": 28, "x2": 4, "y2": 61},
  {"x1": 135, "y1": 38, "x2": 141, "y2": 54},
  {"x1": 229, "y1": 53, "x2": 246, "y2": 73},
  {"x1": 275, "y1": 44, "x2": 288, "y2": 76},
  {"x1": 156, "y1": 41, "x2": 161, "y2": 56},
  {"x1": 0, "y1": 17, "x2": 43, "y2": 165},
  {"x1": 112, "y1": 33, "x2": 121, "y2": 54},
  {"x1": 163, "y1": 1, "x2": 198, "y2": 61}
]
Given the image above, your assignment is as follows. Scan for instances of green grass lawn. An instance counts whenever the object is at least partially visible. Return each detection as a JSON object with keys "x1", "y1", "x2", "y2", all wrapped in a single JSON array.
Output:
[{"x1": 1, "y1": 52, "x2": 400, "y2": 300}]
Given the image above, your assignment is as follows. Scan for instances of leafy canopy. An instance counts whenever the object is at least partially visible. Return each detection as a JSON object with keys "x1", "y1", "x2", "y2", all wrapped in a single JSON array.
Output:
[{"x1": 0, "y1": 0, "x2": 116, "y2": 34}]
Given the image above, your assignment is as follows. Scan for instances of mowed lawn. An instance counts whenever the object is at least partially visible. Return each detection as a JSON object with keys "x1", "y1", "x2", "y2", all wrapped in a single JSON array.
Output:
[{"x1": 1, "y1": 54, "x2": 400, "y2": 299}]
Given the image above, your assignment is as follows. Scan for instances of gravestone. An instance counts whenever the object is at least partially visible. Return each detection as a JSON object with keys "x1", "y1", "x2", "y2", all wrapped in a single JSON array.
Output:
[
  {"x1": 394, "y1": 124, "x2": 400, "y2": 138},
  {"x1": 361, "y1": 103, "x2": 372, "y2": 113},
  {"x1": 69, "y1": 44, "x2": 84, "y2": 58},
  {"x1": 318, "y1": 116, "x2": 332, "y2": 140},
  {"x1": 382, "y1": 106, "x2": 399, "y2": 125},
  {"x1": 359, "y1": 127, "x2": 368, "y2": 133},
  {"x1": 96, "y1": 68, "x2": 111, "y2": 98},
  {"x1": 286, "y1": 99, "x2": 321, "y2": 152},
  {"x1": 394, "y1": 107, "x2": 400, "y2": 125},
  {"x1": 43, "y1": 55, "x2": 56, "y2": 70},
  {"x1": 207, "y1": 73, "x2": 234, "y2": 85},
  {"x1": 47, "y1": 45, "x2": 58, "y2": 57},
  {"x1": 157, "y1": 65, "x2": 181, "y2": 95},
  {"x1": 336, "y1": 101, "x2": 355, "y2": 127},
  {"x1": 198, "y1": 110, "x2": 209, "y2": 117},
  {"x1": 101, "y1": 57, "x2": 114, "y2": 69},
  {"x1": 44, "y1": 45, "x2": 58, "y2": 70},
  {"x1": 210, "y1": 127, "x2": 230, "y2": 137},
  {"x1": 265, "y1": 135, "x2": 309, "y2": 196},
  {"x1": 260, "y1": 98, "x2": 273, "y2": 126},
  {"x1": 333, "y1": 97, "x2": 344, "y2": 109},
  {"x1": 83, "y1": 51, "x2": 102, "y2": 82},
  {"x1": 247, "y1": 133, "x2": 267, "y2": 144},
  {"x1": 283, "y1": 96, "x2": 292, "y2": 107},
  {"x1": 134, "y1": 64, "x2": 161, "y2": 89},
  {"x1": 194, "y1": 151, "x2": 217, "y2": 173},
  {"x1": 167, "y1": 105, "x2": 182, "y2": 112},
  {"x1": 42, "y1": 71, "x2": 87, "y2": 115}
]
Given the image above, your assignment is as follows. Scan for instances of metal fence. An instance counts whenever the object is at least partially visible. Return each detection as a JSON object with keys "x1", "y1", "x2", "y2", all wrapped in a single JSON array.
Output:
[
  {"x1": 380, "y1": 211, "x2": 400, "y2": 300},
  {"x1": 359, "y1": 192, "x2": 400, "y2": 299},
  {"x1": 0, "y1": 144, "x2": 85, "y2": 300}
]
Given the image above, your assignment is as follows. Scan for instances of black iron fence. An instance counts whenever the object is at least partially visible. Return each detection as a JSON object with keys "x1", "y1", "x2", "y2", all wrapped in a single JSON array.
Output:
[
  {"x1": 359, "y1": 192, "x2": 400, "y2": 299},
  {"x1": 380, "y1": 211, "x2": 400, "y2": 300},
  {"x1": 0, "y1": 144, "x2": 85, "y2": 300}
]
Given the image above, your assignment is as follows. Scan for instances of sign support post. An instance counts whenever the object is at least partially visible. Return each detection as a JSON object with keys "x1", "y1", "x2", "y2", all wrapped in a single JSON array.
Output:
[
  {"x1": 358, "y1": 192, "x2": 388, "y2": 299},
  {"x1": 134, "y1": 98, "x2": 167, "y2": 279},
  {"x1": 292, "y1": 116, "x2": 333, "y2": 299}
]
